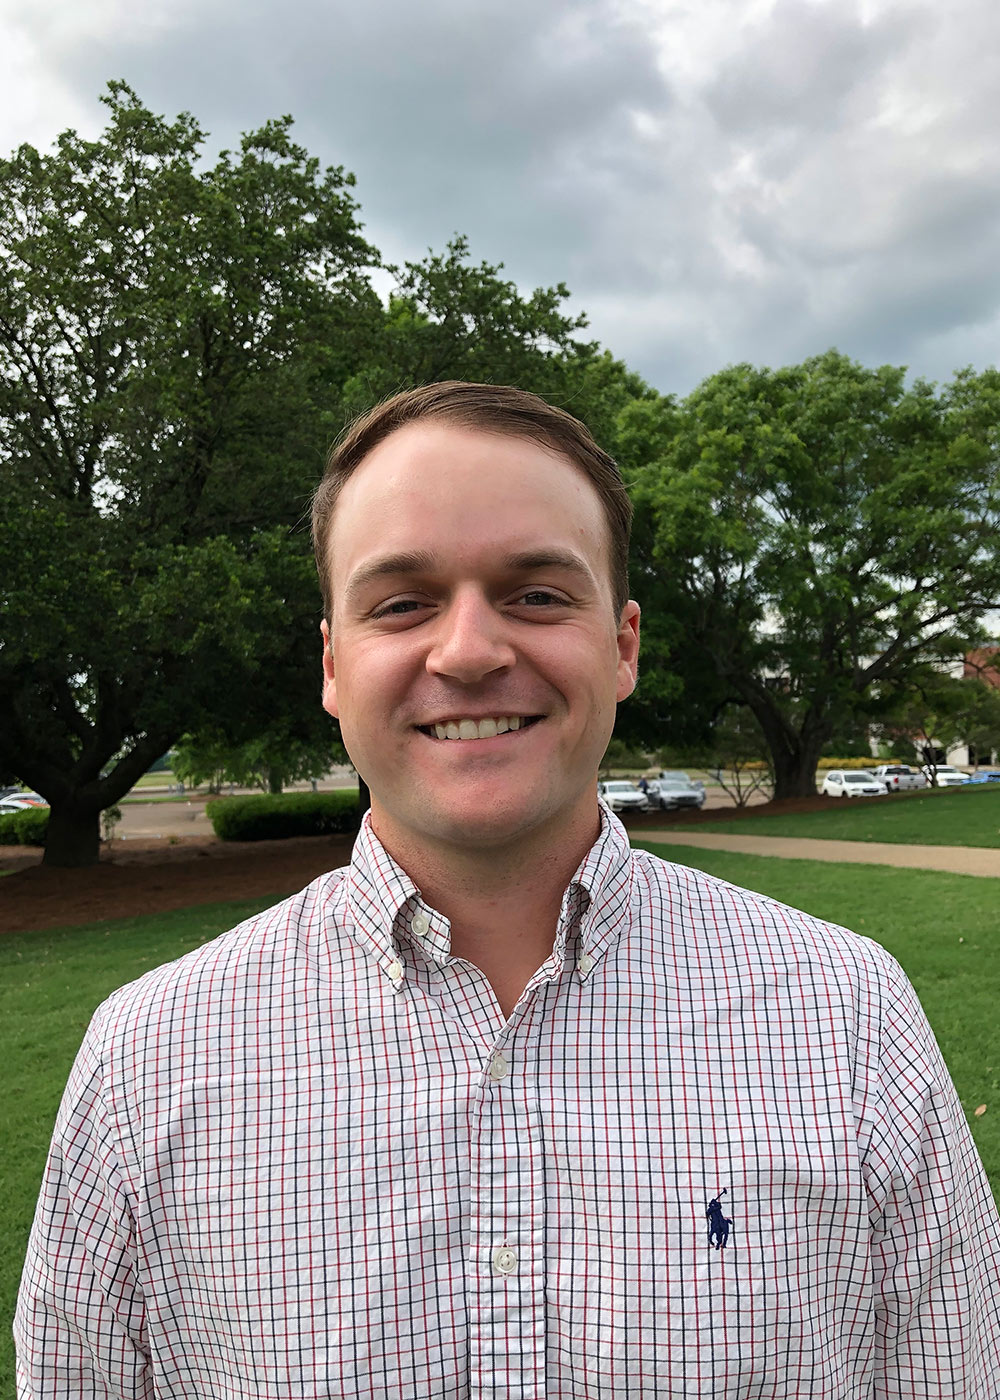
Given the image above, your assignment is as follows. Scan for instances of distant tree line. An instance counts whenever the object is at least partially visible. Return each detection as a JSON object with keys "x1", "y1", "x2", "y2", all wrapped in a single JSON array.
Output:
[{"x1": 3, "y1": 83, "x2": 1000, "y2": 865}]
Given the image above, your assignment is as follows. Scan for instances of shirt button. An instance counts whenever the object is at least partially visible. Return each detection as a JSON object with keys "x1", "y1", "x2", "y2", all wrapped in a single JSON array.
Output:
[
  {"x1": 492, "y1": 1245, "x2": 518, "y2": 1275},
  {"x1": 578, "y1": 953, "x2": 594, "y2": 975},
  {"x1": 387, "y1": 960, "x2": 403, "y2": 981},
  {"x1": 488, "y1": 1052, "x2": 509, "y2": 1082},
  {"x1": 411, "y1": 910, "x2": 430, "y2": 937}
]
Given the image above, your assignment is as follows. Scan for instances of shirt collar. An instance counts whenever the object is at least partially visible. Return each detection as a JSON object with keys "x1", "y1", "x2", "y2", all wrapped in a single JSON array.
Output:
[{"x1": 344, "y1": 801, "x2": 635, "y2": 987}]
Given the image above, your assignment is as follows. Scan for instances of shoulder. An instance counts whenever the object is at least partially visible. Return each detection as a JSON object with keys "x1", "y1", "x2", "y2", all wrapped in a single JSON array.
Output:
[
  {"x1": 88, "y1": 866, "x2": 351, "y2": 1054},
  {"x1": 629, "y1": 845, "x2": 905, "y2": 992}
]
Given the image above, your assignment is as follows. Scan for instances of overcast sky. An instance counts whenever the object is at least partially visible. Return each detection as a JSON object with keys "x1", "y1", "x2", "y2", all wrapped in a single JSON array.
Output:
[{"x1": 4, "y1": 0, "x2": 999, "y2": 397}]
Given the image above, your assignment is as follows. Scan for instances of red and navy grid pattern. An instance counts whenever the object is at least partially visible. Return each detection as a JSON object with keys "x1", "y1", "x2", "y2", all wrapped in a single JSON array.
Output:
[{"x1": 16, "y1": 807, "x2": 1000, "y2": 1397}]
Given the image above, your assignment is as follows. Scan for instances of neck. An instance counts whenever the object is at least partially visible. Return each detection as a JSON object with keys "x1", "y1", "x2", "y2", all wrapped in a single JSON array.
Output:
[{"x1": 370, "y1": 804, "x2": 601, "y2": 1016}]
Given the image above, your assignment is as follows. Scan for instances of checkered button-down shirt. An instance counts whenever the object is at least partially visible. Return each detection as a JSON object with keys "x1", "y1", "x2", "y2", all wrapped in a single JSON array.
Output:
[{"x1": 16, "y1": 807, "x2": 1000, "y2": 1398}]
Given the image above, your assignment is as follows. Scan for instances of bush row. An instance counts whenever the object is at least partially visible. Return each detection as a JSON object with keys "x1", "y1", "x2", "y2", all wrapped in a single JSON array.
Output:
[
  {"x1": 207, "y1": 789, "x2": 361, "y2": 842},
  {"x1": 0, "y1": 807, "x2": 50, "y2": 846},
  {"x1": 817, "y1": 756, "x2": 914, "y2": 770}
]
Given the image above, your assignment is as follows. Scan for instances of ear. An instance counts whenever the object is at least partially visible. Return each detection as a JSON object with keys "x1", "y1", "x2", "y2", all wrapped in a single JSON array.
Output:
[
  {"x1": 320, "y1": 619, "x2": 339, "y2": 719},
  {"x1": 615, "y1": 601, "x2": 641, "y2": 702}
]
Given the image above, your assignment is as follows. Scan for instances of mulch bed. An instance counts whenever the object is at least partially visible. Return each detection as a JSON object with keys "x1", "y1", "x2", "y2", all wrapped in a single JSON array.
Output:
[
  {"x1": 1, "y1": 796, "x2": 836, "y2": 935},
  {"x1": 1, "y1": 833, "x2": 357, "y2": 934}
]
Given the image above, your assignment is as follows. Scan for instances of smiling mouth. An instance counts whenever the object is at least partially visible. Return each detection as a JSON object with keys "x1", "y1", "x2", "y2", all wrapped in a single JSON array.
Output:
[{"x1": 417, "y1": 715, "x2": 545, "y2": 741}]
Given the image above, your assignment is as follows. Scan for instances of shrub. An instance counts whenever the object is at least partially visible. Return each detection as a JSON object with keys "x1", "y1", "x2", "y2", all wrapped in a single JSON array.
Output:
[
  {"x1": 816, "y1": 756, "x2": 882, "y2": 770},
  {"x1": 12, "y1": 807, "x2": 49, "y2": 845},
  {"x1": 208, "y1": 789, "x2": 360, "y2": 842},
  {"x1": 0, "y1": 812, "x2": 21, "y2": 844}
]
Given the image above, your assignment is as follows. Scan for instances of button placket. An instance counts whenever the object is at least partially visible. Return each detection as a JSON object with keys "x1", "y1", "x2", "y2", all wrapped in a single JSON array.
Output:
[{"x1": 467, "y1": 1005, "x2": 546, "y2": 1395}]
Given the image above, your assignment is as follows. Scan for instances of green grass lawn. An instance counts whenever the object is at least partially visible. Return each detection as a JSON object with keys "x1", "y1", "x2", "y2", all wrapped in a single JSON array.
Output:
[
  {"x1": 672, "y1": 784, "x2": 1000, "y2": 846},
  {"x1": 2, "y1": 856, "x2": 998, "y2": 1390}
]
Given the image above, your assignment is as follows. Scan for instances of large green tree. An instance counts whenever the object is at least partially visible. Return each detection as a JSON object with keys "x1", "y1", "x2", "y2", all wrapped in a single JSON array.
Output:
[
  {"x1": 0, "y1": 83, "x2": 382, "y2": 865},
  {"x1": 629, "y1": 351, "x2": 1000, "y2": 798},
  {"x1": 1, "y1": 85, "x2": 635, "y2": 864}
]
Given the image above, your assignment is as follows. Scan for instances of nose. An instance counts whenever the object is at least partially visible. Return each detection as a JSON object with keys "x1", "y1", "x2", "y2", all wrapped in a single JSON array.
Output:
[{"x1": 425, "y1": 587, "x2": 516, "y2": 684}]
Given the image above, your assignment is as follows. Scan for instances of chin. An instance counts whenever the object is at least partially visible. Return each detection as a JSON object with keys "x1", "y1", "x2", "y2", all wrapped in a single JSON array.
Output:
[{"x1": 405, "y1": 792, "x2": 548, "y2": 850}]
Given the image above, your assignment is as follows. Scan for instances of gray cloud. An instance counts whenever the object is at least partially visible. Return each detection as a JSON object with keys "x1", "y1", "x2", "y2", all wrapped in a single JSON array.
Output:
[{"x1": 6, "y1": 0, "x2": 1000, "y2": 394}]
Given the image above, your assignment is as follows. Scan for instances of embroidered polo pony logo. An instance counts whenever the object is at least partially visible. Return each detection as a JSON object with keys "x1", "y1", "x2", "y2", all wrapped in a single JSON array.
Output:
[{"x1": 705, "y1": 1188, "x2": 732, "y2": 1250}]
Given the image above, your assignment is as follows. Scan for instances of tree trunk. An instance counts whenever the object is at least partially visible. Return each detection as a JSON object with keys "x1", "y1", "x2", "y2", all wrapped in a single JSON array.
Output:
[
  {"x1": 42, "y1": 801, "x2": 101, "y2": 868},
  {"x1": 742, "y1": 693, "x2": 830, "y2": 801},
  {"x1": 770, "y1": 743, "x2": 826, "y2": 800},
  {"x1": 267, "y1": 766, "x2": 284, "y2": 794}
]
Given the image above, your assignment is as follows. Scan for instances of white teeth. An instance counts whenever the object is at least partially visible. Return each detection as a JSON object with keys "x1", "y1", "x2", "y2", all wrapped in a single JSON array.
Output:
[{"x1": 427, "y1": 715, "x2": 532, "y2": 740}]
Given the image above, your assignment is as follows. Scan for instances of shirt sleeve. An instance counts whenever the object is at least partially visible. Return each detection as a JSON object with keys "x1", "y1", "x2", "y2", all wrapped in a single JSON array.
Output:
[
  {"x1": 857, "y1": 955, "x2": 1000, "y2": 1398},
  {"x1": 14, "y1": 1005, "x2": 151, "y2": 1399}
]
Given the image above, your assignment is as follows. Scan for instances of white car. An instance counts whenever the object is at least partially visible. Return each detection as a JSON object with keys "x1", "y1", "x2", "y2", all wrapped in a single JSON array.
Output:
[
  {"x1": 820, "y1": 770, "x2": 888, "y2": 798},
  {"x1": 872, "y1": 764, "x2": 928, "y2": 792},
  {"x1": 598, "y1": 780, "x2": 649, "y2": 813},
  {"x1": 0, "y1": 790, "x2": 48, "y2": 812},
  {"x1": 921, "y1": 764, "x2": 970, "y2": 788}
]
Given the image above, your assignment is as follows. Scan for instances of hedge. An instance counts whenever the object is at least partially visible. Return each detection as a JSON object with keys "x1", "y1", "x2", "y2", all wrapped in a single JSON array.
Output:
[
  {"x1": 0, "y1": 807, "x2": 50, "y2": 845},
  {"x1": 207, "y1": 789, "x2": 361, "y2": 842}
]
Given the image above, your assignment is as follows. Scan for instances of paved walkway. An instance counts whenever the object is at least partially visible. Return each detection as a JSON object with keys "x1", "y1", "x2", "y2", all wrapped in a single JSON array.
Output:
[{"x1": 640, "y1": 831, "x2": 1000, "y2": 879}]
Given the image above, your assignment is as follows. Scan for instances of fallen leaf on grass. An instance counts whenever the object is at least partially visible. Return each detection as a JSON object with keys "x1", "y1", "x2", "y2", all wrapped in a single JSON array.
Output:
[{"x1": 974, "y1": 1104, "x2": 988, "y2": 1117}]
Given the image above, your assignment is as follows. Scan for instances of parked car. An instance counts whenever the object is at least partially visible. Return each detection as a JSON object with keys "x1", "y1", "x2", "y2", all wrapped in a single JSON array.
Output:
[
  {"x1": 647, "y1": 774, "x2": 705, "y2": 811},
  {"x1": 968, "y1": 769, "x2": 1000, "y2": 784},
  {"x1": 820, "y1": 770, "x2": 888, "y2": 798},
  {"x1": 0, "y1": 790, "x2": 48, "y2": 812},
  {"x1": 921, "y1": 764, "x2": 971, "y2": 788},
  {"x1": 598, "y1": 780, "x2": 649, "y2": 813},
  {"x1": 872, "y1": 764, "x2": 928, "y2": 792}
]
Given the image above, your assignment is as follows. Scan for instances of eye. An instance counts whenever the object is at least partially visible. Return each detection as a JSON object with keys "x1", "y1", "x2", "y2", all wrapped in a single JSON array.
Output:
[
  {"x1": 372, "y1": 598, "x2": 425, "y2": 619},
  {"x1": 515, "y1": 589, "x2": 565, "y2": 607}
]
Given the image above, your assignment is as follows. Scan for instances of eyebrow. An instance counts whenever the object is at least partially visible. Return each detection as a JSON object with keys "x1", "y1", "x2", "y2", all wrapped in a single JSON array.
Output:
[
  {"x1": 342, "y1": 551, "x2": 438, "y2": 604},
  {"x1": 342, "y1": 547, "x2": 595, "y2": 604}
]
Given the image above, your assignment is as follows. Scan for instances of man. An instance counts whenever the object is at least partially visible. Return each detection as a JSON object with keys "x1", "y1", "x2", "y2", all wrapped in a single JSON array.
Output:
[{"x1": 16, "y1": 382, "x2": 1000, "y2": 1397}]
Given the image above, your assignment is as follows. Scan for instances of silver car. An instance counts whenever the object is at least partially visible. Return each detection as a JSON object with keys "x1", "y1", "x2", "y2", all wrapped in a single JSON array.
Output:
[{"x1": 647, "y1": 773, "x2": 705, "y2": 811}]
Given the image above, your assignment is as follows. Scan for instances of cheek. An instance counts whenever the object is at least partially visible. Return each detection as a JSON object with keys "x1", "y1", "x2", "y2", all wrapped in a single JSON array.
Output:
[{"x1": 333, "y1": 638, "x2": 416, "y2": 712}]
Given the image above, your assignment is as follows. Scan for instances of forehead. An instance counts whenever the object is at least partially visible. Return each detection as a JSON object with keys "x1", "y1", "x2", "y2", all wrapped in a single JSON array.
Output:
[{"x1": 327, "y1": 421, "x2": 610, "y2": 582}]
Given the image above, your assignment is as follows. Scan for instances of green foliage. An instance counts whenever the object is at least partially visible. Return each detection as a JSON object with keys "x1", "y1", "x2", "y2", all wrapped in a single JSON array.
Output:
[
  {"x1": 0, "y1": 86, "x2": 616, "y2": 866},
  {"x1": 172, "y1": 728, "x2": 343, "y2": 795},
  {"x1": 9, "y1": 808, "x2": 50, "y2": 845},
  {"x1": 879, "y1": 672, "x2": 1000, "y2": 770},
  {"x1": 629, "y1": 351, "x2": 1000, "y2": 797},
  {"x1": 0, "y1": 83, "x2": 382, "y2": 863},
  {"x1": 0, "y1": 806, "x2": 49, "y2": 845},
  {"x1": 208, "y1": 789, "x2": 360, "y2": 841},
  {"x1": 599, "y1": 737, "x2": 651, "y2": 773}
]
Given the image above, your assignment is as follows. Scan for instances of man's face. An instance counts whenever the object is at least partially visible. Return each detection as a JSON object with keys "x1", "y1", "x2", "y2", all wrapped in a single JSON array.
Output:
[{"x1": 321, "y1": 421, "x2": 640, "y2": 855}]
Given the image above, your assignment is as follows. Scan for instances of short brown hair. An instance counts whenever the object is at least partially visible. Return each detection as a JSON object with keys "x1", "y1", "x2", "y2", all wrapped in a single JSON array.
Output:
[{"x1": 312, "y1": 381, "x2": 632, "y2": 620}]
